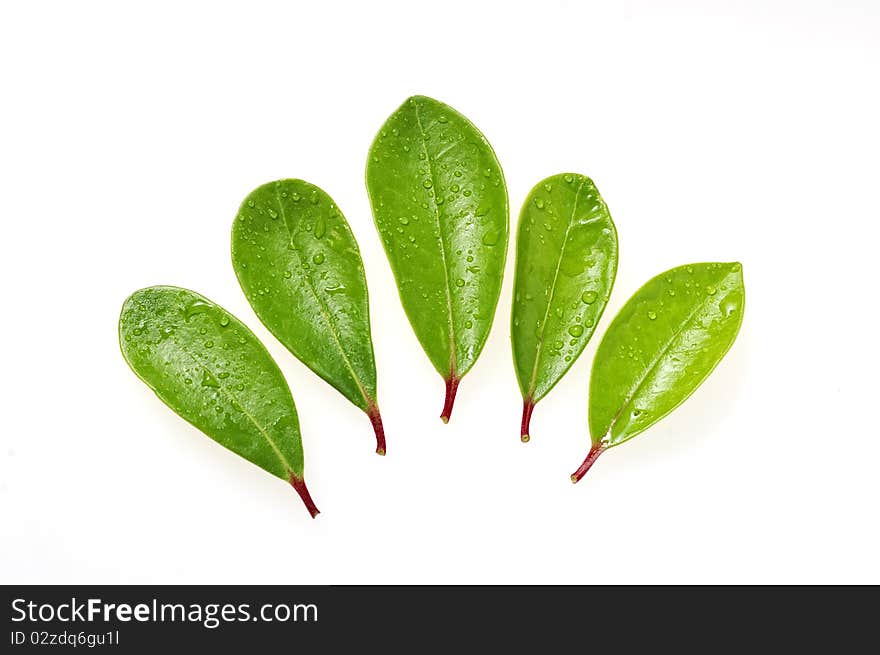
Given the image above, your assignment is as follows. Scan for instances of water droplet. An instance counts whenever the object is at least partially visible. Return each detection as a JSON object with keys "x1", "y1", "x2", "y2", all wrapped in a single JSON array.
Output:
[
  {"x1": 184, "y1": 377, "x2": 192, "y2": 385},
  {"x1": 219, "y1": 315, "x2": 230, "y2": 327},
  {"x1": 438, "y1": 115, "x2": 448, "y2": 123},
  {"x1": 201, "y1": 370, "x2": 219, "y2": 388},
  {"x1": 581, "y1": 290, "x2": 598, "y2": 304},
  {"x1": 325, "y1": 283, "x2": 346, "y2": 294},
  {"x1": 247, "y1": 200, "x2": 255, "y2": 208},
  {"x1": 205, "y1": 340, "x2": 214, "y2": 348},
  {"x1": 482, "y1": 230, "x2": 500, "y2": 246},
  {"x1": 291, "y1": 192, "x2": 301, "y2": 202},
  {"x1": 456, "y1": 278, "x2": 465, "y2": 287},
  {"x1": 564, "y1": 174, "x2": 574, "y2": 184},
  {"x1": 217, "y1": 371, "x2": 230, "y2": 379},
  {"x1": 313, "y1": 252, "x2": 325, "y2": 264},
  {"x1": 451, "y1": 184, "x2": 460, "y2": 192},
  {"x1": 706, "y1": 285, "x2": 717, "y2": 295},
  {"x1": 647, "y1": 311, "x2": 657, "y2": 320},
  {"x1": 463, "y1": 189, "x2": 472, "y2": 197},
  {"x1": 314, "y1": 216, "x2": 326, "y2": 238},
  {"x1": 568, "y1": 324, "x2": 584, "y2": 337},
  {"x1": 132, "y1": 327, "x2": 143, "y2": 336},
  {"x1": 585, "y1": 317, "x2": 595, "y2": 327},
  {"x1": 282, "y1": 270, "x2": 292, "y2": 279},
  {"x1": 309, "y1": 191, "x2": 319, "y2": 205},
  {"x1": 534, "y1": 198, "x2": 545, "y2": 209},
  {"x1": 465, "y1": 320, "x2": 473, "y2": 329},
  {"x1": 268, "y1": 208, "x2": 278, "y2": 219},
  {"x1": 721, "y1": 296, "x2": 739, "y2": 316},
  {"x1": 543, "y1": 183, "x2": 552, "y2": 192},
  {"x1": 185, "y1": 300, "x2": 211, "y2": 321},
  {"x1": 686, "y1": 266, "x2": 694, "y2": 274},
  {"x1": 422, "y1": 179, "x2": 433, "y2": 188},
  {"x1": 555, "y1": 307, "x2": 563, "y2": 318}
]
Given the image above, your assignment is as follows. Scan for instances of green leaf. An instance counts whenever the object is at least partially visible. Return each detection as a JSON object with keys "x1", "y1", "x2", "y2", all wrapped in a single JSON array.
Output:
[
  {"x1": 231, "y1": 179, "x2": 385, "y2": 455},
  {"x1": 511, "y1": 174, "x2": 618, "y2": 442},
  {"x1": 572, "y1": 262, "x2": 745, "y2": 483},
  {"x1": 366, "y1": 95, "x2": 508, "y2": 422},
  {"x1": 118, "y1": 286, "x2": 319, "y2": 517}
]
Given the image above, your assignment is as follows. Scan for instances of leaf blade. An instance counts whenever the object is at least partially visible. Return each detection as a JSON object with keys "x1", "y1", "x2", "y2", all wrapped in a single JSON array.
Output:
[
  {"x1": 366, "y1": 95, "x2": 508, "y2": 418},
  {"x1": 589, "y1": 262, "x2": 745, "y2": 447},
  {"x1": 511, "y1": 174, "x2": 618, "y2": 416},
  {"x1": 231, "y1": 180, "x2": 379, "y2": 415},
  {"x1": 118, "y1": 286, "x2": 313, "y2": 508}
]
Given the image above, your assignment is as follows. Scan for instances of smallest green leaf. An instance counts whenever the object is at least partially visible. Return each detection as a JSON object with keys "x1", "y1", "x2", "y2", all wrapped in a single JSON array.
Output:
[
  {"x1": 571, "y1": 262, "x2": 745, "y2": 483},
  {"x1": 511, "y1": 173, "x2": 618, "y2": 443}
]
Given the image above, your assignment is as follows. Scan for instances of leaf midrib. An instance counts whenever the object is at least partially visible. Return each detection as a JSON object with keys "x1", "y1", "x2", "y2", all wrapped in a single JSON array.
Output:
[
  {"x1": 525, "y1": 178, "x2": 586, "y2": 398},
  {"x1": 413, "y1": 99, "x2": 457, "y2": 376},
  {"x1": 275, "y1": 187, "x2": 373, "y2": 408},
  {"x1": 604, "y1": 268, "x2": 736, "y2": 440}
]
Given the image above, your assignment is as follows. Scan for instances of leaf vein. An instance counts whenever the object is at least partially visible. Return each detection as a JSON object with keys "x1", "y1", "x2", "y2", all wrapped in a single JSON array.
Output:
[
  {"x1": 526, "y1": 178, "x2": 586, "y2": 397},
  {"x1": 274, "y1": 187, "x2": 372, "y2": 407},
  {"x1": 413, "y1": 99, "x2": 457, "y2": 375}
]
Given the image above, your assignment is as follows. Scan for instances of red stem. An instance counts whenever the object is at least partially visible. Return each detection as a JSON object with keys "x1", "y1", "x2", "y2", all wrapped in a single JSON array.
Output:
[
  {"x1": 520, "y1": 398, "x2": 535, "y2": 443},
  {"x1": 440, "y1": 375, "x2": 460, "y2": 424},
  {"x1": 368, "y1": 405, "x2": 386, "y2": 456},
  {"x1": 289, "y1": 474, "x2": 320, "y2": 518},
  {"x1": 570, "y1": 443, "x2": 606, "y2": 484}
]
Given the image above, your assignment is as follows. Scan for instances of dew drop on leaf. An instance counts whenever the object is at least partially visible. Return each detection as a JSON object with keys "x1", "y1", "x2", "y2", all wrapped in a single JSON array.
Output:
[{"x1": 482, "y1": 230, "x2": 500, "y2": 246}]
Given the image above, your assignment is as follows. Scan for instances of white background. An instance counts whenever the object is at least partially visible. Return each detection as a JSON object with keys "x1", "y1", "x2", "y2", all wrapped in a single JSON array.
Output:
[{"x1": 2, "y1": 0, "x2": 878, "y2": 584}]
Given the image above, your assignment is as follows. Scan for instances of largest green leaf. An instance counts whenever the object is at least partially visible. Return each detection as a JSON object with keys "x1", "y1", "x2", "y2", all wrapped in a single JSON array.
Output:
[
  {"x1": 366, "y1": 95, "x2": 508, "y2": 422},
  {"x1": 231, "y1": 179, "x2": 385, "y2": 455},
  {"x1": 119, "y1": 286, "x2": 319, "y2": 517},
  {"x1": 571, "y1": 262, "x2": 745, "y2": 483}
]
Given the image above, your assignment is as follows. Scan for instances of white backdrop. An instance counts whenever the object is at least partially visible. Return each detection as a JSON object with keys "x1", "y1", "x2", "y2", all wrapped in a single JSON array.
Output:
[{"x1": 2, "y1": 0, "x2": 878, "y2": 584}]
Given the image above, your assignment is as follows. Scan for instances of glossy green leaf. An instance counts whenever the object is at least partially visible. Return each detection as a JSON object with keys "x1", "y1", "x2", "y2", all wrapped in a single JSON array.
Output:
[
  {"x1": 511, "y1": 174, "x2": 618, "y2": 442},
  {"x1": 231, "y1": 179, "x2": 385, "y2": 455},
  {"x1": 366, "y1": 95, "x2": 508, "y2": 422},
  {"x1": 572, "y1": 262, "x2": 745, "y2": 483},
  {"x1": 119, "y1": 286, "x2": 319, "y2": 517}
]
